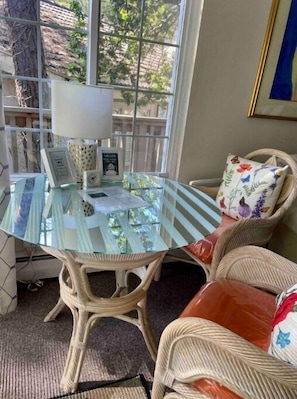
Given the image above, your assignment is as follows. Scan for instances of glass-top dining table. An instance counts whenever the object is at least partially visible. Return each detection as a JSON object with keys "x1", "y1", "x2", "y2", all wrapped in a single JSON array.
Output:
[
  {"x1": 0, "y1": 172, "x2": 221, "y2": 394},
  {"x1": 1, "y1": 173, "x2": 221, "y2": 254}
]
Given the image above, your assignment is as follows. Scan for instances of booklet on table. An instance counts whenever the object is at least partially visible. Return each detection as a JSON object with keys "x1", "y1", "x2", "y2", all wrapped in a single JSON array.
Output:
[{"x1": 78, "y1": 186, "x2": 150, "y2": 213}]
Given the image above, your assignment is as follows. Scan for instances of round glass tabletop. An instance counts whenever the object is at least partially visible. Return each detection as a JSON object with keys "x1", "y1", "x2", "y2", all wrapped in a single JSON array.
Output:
[{"x1": 0, "y1": 173, "x2": 221, "y2": 254}]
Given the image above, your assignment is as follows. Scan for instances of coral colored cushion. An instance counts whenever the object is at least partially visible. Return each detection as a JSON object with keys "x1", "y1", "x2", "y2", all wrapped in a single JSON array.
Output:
[
  {"x1": 216, "y1": 154, "x2": 288, "y2": 220},
  {"x1": 180, "y1": 279, "x2": 276, "y2": 399},
  {"x1": 185, "y1": 214, "x2": 236, "y2": 264},
  {"x1": 269, "y1": 283, "x2": 297, "y2": 366}
]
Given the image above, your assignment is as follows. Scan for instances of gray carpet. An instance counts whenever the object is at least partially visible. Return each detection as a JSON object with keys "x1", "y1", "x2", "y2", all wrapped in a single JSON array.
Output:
[
  {"x1": 51, "y1": 375, "x2": 151, "y2": 399},
  {"x1": 0, "y1": 262, "x2": 205, "y2": 399}
]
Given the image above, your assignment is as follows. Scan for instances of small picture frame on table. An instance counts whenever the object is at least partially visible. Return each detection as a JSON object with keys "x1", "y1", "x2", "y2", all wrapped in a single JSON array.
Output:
[
  {"x1": 98, "y1": 147, "x2": 124, "y2": 181},
  {"x1": 41, "y1": 147, "x2": 77, "y2": 187}
]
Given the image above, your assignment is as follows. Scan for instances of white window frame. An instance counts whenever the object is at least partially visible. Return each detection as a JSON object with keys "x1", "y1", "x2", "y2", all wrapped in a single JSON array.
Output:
[{"x1": 165, "y1": 0, "x2": 204, "y2": 179}]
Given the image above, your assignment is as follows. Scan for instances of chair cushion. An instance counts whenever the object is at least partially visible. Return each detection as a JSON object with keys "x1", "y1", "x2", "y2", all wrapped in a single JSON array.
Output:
[
  {"x1": 216, "y1": 154, "x2": 288, "y2": 220},
  {"x1": 269, "y1": 283, "x2": 297, "y2": 366},
  {"x1": 185, "y1": 214, "x2": 236, "y2": 264},
  {"x1": 180, "y1": 279, "x2": 276, "y2": 399}
]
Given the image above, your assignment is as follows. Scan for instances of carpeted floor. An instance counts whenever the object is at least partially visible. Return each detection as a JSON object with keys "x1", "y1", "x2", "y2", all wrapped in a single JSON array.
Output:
[
  {"x1": 51, "y1": 375, "x2": 151, "y2": 399},
  {"x1": 0, "y1": 261, "x2": 206, "y2": 399}
]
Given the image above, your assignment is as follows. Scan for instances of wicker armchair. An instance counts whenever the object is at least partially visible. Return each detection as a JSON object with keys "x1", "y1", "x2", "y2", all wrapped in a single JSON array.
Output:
[
  {"x1": 152, "y1": 246, "x2": 297, "y2": 399},
  {"x1": 182, "y1": 148, "x2": 297, "y2": 280}
]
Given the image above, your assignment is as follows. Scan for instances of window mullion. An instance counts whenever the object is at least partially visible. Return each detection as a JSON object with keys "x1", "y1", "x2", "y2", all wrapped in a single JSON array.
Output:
[
  {"x1": 87, "y1": 0, "x2": 100, "y2": 85},
  {"x1": 130, "y1": 0, "x2": 146, "y2": 173},
  {"x1": 37, "y1": 0, "x2": 45, "y2": 152}
]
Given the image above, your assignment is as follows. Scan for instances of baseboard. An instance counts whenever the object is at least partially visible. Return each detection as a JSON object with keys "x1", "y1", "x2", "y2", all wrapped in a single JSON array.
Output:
[
  {"x1": 15, "y1": 245, "x2": 197, "y2": 283},
  {"x1": 16, "y1": 254, "x2": 62, "y2": 282}
]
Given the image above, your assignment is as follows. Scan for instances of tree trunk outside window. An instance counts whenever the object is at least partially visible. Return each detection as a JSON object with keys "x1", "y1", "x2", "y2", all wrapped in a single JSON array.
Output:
[{"x1": 4, "y1": 0, "x2": 48, "y2": 172}]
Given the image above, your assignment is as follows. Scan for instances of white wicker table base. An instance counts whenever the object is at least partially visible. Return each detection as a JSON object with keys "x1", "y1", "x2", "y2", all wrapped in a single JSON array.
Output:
[{"x1": 41, "y1": 246, "x2": 166, "y2": 394}]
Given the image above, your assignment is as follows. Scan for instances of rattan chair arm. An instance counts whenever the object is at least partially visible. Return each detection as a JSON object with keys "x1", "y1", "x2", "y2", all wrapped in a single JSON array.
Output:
[
  {"x1": 209, "y1": 216, "x2": 282, "y2": 279},
  {"x1": 188, "y1": 182, "x2": 219, "y2": 200},
  {"x1": 181, "y1": 216, "x2": 280, "y2": 281},
  {"x1": 152, "y1": 317, "x2": 297, "y2": 399},
  {"x1": 215, "y1": 245, "x2": 297, "y2": 292}
]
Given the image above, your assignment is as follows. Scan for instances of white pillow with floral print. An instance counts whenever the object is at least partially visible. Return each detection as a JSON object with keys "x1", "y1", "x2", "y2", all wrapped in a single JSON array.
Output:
[
  {"x1": 269, "y1": 283, "x2": 297, "y2": 366},
  {"x1": 216, "y1": 154, "x2": 288, "y2": 220}
]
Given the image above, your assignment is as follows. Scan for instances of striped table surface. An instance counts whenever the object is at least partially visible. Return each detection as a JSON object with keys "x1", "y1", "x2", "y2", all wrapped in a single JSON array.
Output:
[{"x1": 0, "y1": 173, "x2": 221, "y2": 254}]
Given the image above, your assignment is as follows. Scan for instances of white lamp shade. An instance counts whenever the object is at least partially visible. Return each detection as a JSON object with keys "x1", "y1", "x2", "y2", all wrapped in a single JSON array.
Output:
[{"x1": 51, "y1": 80, "x2": 113, "y2": 140}]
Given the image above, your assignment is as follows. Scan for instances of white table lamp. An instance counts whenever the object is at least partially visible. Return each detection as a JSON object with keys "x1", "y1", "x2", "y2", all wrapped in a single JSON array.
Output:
[{"x1": 51, "y1": 80, "x2": 113, "y2": 182}]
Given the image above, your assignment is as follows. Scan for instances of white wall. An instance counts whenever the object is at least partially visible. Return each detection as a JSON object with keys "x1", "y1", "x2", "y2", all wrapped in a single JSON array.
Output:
[{"x1": 178, "y1": 0, "x2": 297, "y2": 183}]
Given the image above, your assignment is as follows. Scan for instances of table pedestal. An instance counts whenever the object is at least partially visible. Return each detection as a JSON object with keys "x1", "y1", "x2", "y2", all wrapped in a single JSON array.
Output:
[{"x1": 41, "y1": 246, "x2": 166, "y2": 394}]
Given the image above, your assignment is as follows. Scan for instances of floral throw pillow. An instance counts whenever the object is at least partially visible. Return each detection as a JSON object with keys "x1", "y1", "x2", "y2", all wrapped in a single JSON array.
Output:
[
  {"x1": 216, "y1": 154, "x2": 288, "y2": 219},
  {"x1": 268, "y1": 283, "x2": 297, "y2": 366}
]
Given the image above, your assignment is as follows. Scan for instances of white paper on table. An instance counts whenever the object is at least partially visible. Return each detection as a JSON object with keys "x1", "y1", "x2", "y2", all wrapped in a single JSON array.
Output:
[{"x1": 78, "y1": 186, "x2": 150, "y2": 213}]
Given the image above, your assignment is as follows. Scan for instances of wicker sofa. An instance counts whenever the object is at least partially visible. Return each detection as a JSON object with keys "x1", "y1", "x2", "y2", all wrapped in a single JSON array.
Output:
[{"x1": 152, "y1": 246, "x2": 297, "y2": 399}]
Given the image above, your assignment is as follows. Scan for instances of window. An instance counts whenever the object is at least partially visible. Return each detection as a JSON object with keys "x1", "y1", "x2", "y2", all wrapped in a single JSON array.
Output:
[{"x1": 0, "y1": 0, "x2": 202, "y2": 178}]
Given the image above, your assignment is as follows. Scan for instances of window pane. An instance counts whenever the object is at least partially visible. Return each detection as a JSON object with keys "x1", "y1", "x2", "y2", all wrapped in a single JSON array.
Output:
[
  {"x1": 143, "y1": 0, "x2": 181, "y2": 44},
  {"x1": 3, "y1": 79, "x2": 51, "y2": 117},
  {"x1": 136, "y1": 93, "x2": 170, "y2": 119},
  {"x1": 98, "y1": 34, "x2": 138, "y2": 88},
  {"x1": 139, "y1": 44, "x2": 175, "y2": 91},
  {"x1": 7, "y1": 129, "x2": 28, "y2": 173},
  {"x1": 98, "y1": 21, "x2": 177, "y2": 93},
  {"x1": 4, "y1": 79, "x2": 52, "y2": 173},
  {"x1": 4, "y1": 78, "x2": 40, "y2": 112},
  {"x1": 0, "y1": 0, "x2": 38, "y2": 21},
  {"x1": 7, "y1": 129, "x2": 50, "y2": 173},
  {"x1": 113, "y1": 90, "x2": 135, "y2": 117},
  {"x1": 132, "y1": 136, "x2": 168, "y2": 172},
  {"x1": 42, "y1": 25, "x2": 87, "y2": 81},
  {"x1": 41, "y1": 1, "x2": 80, "y2": 27},
  {"x1": 134, "y1": 116, "x2": 167, "y2": 137},
  {"x1": 100, "y1": 0, "x2": 141, "y2": 38},
  {"x1": 2, "y1": 21, "x2": 39, "y2": 78},
  {"x1": 2, "y1": 76, "x2": 19, "y2": 106}
]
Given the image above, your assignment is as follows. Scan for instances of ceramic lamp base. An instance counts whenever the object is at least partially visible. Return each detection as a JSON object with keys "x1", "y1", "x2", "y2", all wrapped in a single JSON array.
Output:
[{"x1": 67, "y1": 139, "x2": 97, "y2": 183}]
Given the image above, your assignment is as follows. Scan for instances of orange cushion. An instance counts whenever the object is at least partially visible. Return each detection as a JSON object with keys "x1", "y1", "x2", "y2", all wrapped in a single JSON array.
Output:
[
  {"x1": 180, "y1": 279, "x2": 276, "y2": 399},
  {"x1": 185, "y1": 214, "x2": 236, "y2": 264}
]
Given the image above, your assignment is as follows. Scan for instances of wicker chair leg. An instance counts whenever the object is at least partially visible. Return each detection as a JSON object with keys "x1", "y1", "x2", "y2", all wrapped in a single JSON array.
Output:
[
  {"x1": 137, "y1": 297, "x2": 158, "y2": 360},
  {"x1": 151, "y1": 377, "x2": 168, "y2": 399}
]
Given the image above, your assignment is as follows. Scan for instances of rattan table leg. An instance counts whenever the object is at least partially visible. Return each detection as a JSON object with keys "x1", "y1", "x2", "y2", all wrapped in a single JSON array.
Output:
[
  {"x1": 44, "y1": 297, "x2": 66, "y2": 322},
  {"x1": 59, "y1": 308, "x2": 91, "y2": 394}
]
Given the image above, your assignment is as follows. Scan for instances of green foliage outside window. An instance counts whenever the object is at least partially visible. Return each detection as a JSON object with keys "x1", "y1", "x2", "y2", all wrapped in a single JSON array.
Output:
[{"x1": 65, "y1": 0, "x2": 179, "y2": 107}]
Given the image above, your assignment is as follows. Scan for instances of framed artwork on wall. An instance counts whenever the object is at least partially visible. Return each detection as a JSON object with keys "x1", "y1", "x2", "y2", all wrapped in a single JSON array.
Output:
[
  {"x1": 41, "y1": 147, "x2": 77, "y2": 187},
  {"x1": 98, "y1": 147, "x2": 124, "y2": 181},
  {"x1": 248, "y1": 0, "x2": 297, "y2": 120}
]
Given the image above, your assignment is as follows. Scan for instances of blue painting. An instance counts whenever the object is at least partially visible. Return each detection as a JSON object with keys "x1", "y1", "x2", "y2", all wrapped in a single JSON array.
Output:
[{"x1": 270, "y1": 0, "x2": 297, "y2": 101}]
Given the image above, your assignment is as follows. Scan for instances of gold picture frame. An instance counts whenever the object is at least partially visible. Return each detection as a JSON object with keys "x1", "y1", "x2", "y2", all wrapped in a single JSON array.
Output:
[{"x1": 249, "y1": 0, "x2": 297, "y2": 120}]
